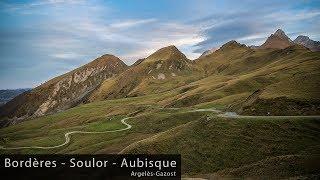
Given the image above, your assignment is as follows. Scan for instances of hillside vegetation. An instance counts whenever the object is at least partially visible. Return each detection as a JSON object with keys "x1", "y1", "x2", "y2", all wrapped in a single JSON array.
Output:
[{"x1": 1, "y1": 95, "x2": 319, "y2": 178}]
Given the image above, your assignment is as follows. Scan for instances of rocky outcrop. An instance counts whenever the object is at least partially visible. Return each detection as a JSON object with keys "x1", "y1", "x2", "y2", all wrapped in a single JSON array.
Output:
[{"x1": 0, "y1": 54, "x2": 127, "y2": 121}]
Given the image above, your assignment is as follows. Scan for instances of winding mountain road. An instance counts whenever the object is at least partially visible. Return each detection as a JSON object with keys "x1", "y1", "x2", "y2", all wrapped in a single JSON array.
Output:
[
  {"x1": 1, "y1": 107, "x2": 320, "y2": 151},
  {"x1": 0, "y1": 117, "x2": 132, "y2": 150}
]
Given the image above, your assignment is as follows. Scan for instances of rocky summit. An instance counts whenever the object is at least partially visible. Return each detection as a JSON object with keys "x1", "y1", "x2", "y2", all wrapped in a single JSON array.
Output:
[
  {"x1": 259, "y1": 29, "x2": 294, "y2": 49},
  {"x1": 294, "y1": 35, "x2": 320, "y2": 52}
]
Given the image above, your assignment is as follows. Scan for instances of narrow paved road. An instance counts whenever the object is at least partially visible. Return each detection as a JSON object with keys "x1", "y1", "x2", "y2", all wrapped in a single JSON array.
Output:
[
  {"x1": 0, "y1": 117, "x2": 132, "y2": 150},
  {"x1": 1, "y1": 107, "x2": 320, "y2": 151},
  {"x1": 192, "y1": 108, "x2": 320, "y2": 119},
  {"x1": 217, "y1": 112, "x2": 320, "y2": 119}
]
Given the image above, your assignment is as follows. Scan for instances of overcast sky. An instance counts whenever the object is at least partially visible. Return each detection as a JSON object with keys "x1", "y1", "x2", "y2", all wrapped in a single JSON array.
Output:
[{"x1": 0, "y1": 0, "x2": 319, "y2": 89}]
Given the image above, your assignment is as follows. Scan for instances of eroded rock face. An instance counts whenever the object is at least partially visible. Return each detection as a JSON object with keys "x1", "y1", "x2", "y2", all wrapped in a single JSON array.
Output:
[{"x1": 0, "y1": 54, "x2": 127, "y2": 120}]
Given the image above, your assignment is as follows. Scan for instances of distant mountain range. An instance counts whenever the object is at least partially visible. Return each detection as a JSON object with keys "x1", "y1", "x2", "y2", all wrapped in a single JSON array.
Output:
[
  {"x1": 0, "y1": 88, "x2": 31, "y2": 106},
  {"x1": 1, "y1": 29, "x2": 319, "y2": 126},
  {"x1": 202, "y1": 29, "x2": 320, "y2": 57},
  {"x1": 259, "y1": 29, "x2": 320, "y2": 51},
  {"x1": 294, "y1": 35, "x2": 320, "y2": 52}
]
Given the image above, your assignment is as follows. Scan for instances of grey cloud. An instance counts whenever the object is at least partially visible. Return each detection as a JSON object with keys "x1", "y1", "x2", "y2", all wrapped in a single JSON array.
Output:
[{"x1": 191, "y1": 1, "x2": 320, "y2": 53}]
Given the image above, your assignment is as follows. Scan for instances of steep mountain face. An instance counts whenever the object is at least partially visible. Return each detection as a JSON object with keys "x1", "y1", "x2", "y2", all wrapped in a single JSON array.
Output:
[
  {"x1": 88, "y1": 45, "x2": 200, "y2": 101},
  {"x1": 259, "y1": 29, "x2": 294, "y2": 49},
  {"x1": 0, "y1": 54, "x2": 127, "y2": 120},
  {"x1": 294, "y1": 35, "x2": 320, "y2": 52}
]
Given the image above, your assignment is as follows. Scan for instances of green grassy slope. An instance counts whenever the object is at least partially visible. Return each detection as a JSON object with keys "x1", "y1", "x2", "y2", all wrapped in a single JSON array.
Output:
[
  {"x1": 165, "y1": 44, "x2": 320, "y2": 115},
  {"x1": 77, "y1": 42, "x2": 320, "y2": 116},
  {"x1": 1, "y1": 87, "x2": 319, "y2": 178},
  {"x1": 122, "y1": 114, "x2": 320, "y2": 178},
  {"x1": 0, "y1": 95, "x2": 206, "y2": 154}
]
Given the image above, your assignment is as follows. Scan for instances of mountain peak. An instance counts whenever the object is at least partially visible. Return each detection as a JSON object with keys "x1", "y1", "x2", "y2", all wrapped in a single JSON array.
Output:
[
  {"x1": 294, "y1": 35, "x2": 310, "y2": 42},
  {"x1": 294, "y1": 35, "x2": 320, "y2": 52},
  {"x1": 144, "y1": 45, "x2": 188, "y2": 63},
  {"x1": 100, "y1": 54, "x2": 117, "y2": 58},
  {"x1": 88, "y1": 54, "x2": 126, "y2": 68},
  {"x1": 98, "y1": 54, "x2": 120, "y2": 61},
  {"x1": 274, "y1": 29, "x2": 286, "y2": 37},
  {"x1": 158, "y1": 45, "x2": 180, "y2": 53},
  {"x1": 272, "y1": 29, "x2": 292, "y2": 42},
  {"x1": 219, "y1": 40, "x2": 247, "y2": 50},
  {"x1": 259, "y1": 29, "x2": 293, "y2": 49},
  {"x1": 223, "y1": 40, "x2": 240, "y2": 46},
  {"x1": 165, "y1": 45, "x2": 178, "y2": 49}
]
